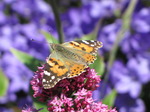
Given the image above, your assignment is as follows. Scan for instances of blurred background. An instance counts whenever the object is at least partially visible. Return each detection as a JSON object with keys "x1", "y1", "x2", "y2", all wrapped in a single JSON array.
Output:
[{"x1": 0, "y1": 0, "x2": 150, "y2": 112}]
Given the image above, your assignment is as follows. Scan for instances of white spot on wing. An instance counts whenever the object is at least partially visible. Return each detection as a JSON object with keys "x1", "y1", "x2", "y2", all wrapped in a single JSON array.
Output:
[
  {"x1": 51, "y1": 76, "x2": 55, "y2": 79},
  {"x1": 44, "y1": 71, "x2": 51, "y2": 76},
  {"x1": 90, "y1": 44, "x2": 95, "y2": 46},
  {"x1": 82, "y1": 40, "x2": 89, "y2": 44},
  {"x1": 42, "y1": 79, "x2": 46, "y2": 82}
]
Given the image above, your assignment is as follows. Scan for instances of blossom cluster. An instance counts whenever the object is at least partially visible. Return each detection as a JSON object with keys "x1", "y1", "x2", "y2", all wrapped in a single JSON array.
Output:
[
  {"x1": 47, "y1": 89, "x2": 117, "y2": 112},
  {"x1": 30, "y1": 66, "x2": 117, "y2": 112}
]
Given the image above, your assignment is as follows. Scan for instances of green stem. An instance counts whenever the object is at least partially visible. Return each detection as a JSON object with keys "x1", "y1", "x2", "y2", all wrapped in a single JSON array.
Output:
[
  {"x1": 102, "y1": 0, "x2": 138, "y2": 94},
  {"x1": 49, "y1": 0, "x2": 64, "y2": 43}
]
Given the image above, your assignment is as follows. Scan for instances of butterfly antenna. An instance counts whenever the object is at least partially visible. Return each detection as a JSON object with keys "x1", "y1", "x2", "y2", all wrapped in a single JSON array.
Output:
[{"x1": 31, "y1": 39, "x2": 52, "y2": 45}]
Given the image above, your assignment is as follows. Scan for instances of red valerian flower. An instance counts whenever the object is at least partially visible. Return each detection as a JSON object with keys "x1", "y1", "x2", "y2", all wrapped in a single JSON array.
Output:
[
  {"x1": 30, "y1": 67, "x2": 100, "y2": 101},
  {"x1": 47, "y1": 89, "x2": 117, "y2": 112},
  {"x1": 30, "y1": 66, "x2": 117, "y2": 112}
]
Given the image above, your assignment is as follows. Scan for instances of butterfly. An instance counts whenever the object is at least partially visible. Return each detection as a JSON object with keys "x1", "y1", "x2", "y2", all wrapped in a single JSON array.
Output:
[{"x1": 42, "y1": 40, "x2": 103, "y2": 89}]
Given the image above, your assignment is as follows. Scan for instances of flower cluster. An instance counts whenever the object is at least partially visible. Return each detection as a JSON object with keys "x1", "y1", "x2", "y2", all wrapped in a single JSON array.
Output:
[
  {"x1": 30, "y1": 66, "x2": 117, "y2": 112},
  {"x1": 31, "y1": 67, "x2": 100, "y2": 100},
  {"x1": 48, "y1": 89, "x2": 117, "y2": 112}
]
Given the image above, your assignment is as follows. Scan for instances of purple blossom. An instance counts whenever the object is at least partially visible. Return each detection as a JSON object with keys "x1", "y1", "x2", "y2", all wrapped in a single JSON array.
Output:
[
  {"x1": 121, "y1": 8, "x2": 150, "y2": 56},
  {"x1": 115, "y1": 94, "x2": 145, "y2": 112},
  {"x1": 82, "y1": 0, "x2": 129, "y2": 18},
  {"x1": 87, "y1": 0, "x2": 117, "y2": 18},
  {"x1": 98, "y1": 20, "x2": 122, "y2": 52},
  {"x1": 61, "y1": 7, "x2": 94, "y2": 40},
  {"x1": 0, "y1": 0, "x2": 55, "y2": 109},
  {"x1": 127, "y1": 56, "x2": 150, "y2": 84},
  {"x1": 92, "y1": 81, "x2": 112, "y2": 102},
  {"x1": 121, "y1": 33, "x2": 150, "y2": 56},
  {"x1": 110, "y1": 60, "x2": 143, "y2": 98},
  {"x1": 132, "y1": 8, "x2": 150, "y2": 33},
  {"x1": 1, "y1": 53, "x2": 33, "y2": 92},
  {"x1": 0, "y1": 107, "x2": 13, "y2": 112},
  {"x1": 0, "y1": 11, "x2": 7, "y2": 25}
]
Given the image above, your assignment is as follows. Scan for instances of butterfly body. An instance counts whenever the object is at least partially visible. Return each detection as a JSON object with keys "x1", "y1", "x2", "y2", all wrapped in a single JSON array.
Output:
[
  {"x1": 42, "y1": 40, "x2": 103, "y2": 89},
  {"x1": 50, "y1": 43, "x2": 87, "y2": 63}
]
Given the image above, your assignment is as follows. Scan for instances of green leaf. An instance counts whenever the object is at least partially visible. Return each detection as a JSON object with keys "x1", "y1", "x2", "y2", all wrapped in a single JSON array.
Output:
[
  {"x1": 0, "y1": 69, "x2": 9, "y2": 96},
  {"x1": 102, "y1": 89, "x2": 117, "y2": 108},
  {"x1": 80, "y1": 31, "x2": 96, "y2": 40},
  {"x1": 11, "y1": 48, "x2": 42, "y2": 71},
  {"x1": 80, "y1": 20, "x2": 101, "y2": 40},
  {"x1": 41, "y1": 30, "x2": 58, "y2": 44},
  {"x1": 34, "y1": 101, "x2": 48, "y2": 112},
  {"x1": 29, "y1": 85, "x2": 47, "y2": 112},
  {"x1": 89, "y1": 55, "x2": 105, "y2": 76}
]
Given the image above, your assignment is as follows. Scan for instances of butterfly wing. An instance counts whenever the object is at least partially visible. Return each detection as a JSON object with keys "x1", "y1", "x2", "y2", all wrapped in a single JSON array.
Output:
[
  {"x1": 42, "y1": 52, "x2": 69, "y2": 89},
  {"x1": 62, "y1": 40, "x2": 103, "y2": 64},
  {"x1": 42, "y1": 51, "x2": 87, "y2": 89},
  {"x1": 62, "y1": 40, "x2": 103, "y2": 54},
  {"x1": 63, "y1": 58, "x2": 87, "y2": 78}
]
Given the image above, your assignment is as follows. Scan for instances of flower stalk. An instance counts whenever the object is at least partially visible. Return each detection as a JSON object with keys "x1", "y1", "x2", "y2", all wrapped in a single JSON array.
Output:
[
  {"x1": 48, "y1": 0, "x2": 64, "y2": 43},
  {"x1": 103, "y1": 0, "x2": 138, "y2": 91}
]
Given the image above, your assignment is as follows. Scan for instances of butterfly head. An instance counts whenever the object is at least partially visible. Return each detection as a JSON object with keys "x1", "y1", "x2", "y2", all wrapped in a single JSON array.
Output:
[{"x1": 50, "y1": 43, "x2": 65, "y2": 52}]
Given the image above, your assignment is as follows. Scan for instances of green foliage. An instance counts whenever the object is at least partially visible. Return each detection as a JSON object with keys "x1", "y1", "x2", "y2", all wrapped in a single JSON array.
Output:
[
  {"x1": 11, "y1": 48, "x2": 42, "y2": 71},
  {"x1": 34, "y1": 101, "x2": 48, "y2": 112},
  {"x1": 80, "y1": 31, "x2": 97, "y2": 40},
  {"x1": 41, "y1": 30, "x2": 58, "y2": 44},
  {"x1": 0, "y1": 69, "x2": 9, "y2": 96},
  {"x1": 89, "y1": 55, "x2": 105, "y2": 76},
  {"x1": 102, "y1": 89, "x2": 117, "y2": 108}
]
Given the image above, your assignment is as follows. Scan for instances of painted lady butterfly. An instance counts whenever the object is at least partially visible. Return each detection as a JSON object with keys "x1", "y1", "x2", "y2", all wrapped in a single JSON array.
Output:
[{"x1": 42, "y1": 40, "x2": 103, "y2": 89}]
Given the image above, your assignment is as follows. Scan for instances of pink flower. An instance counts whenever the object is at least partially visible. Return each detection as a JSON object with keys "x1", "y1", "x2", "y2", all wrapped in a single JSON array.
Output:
[
  {"x1": 30, "y1": 64, "x2": 117, "y2": 112},
  {"x1": 48, "y1": 94, "x2": 74, "y2": 112},
  {"x1": 30, "y1": 67, "x2": 100, "y2": 101},
  {"x1": 47, "y1": 89, "x2": 117, "y2": 112}
]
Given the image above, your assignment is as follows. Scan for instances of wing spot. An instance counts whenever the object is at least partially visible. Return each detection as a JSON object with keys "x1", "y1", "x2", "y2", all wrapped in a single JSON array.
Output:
[
  {"x1": 44, "y1": 71, "x2": 51, "y2": 76},
  {"x1": 53, "y1": 61, "x2": 58, "y2": 65},
  {"x1": 82, "y1": 40, "x2": 89, "y2": 44},
  {"x1": 49, "y1": 58, "x2": 53, "y2": 61},
  {"x1": 42, "y1": 79, "x2": 46, "y2": 82},
  {"x1": 81, "y1": 47, "x2": 86, "y2": 51},
  {"x1": 90, "y1": 44, "x2": 94, "y2": 46},
  {"x1": 51, "y1": 76, "x2": 55, "y2": 79}
]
